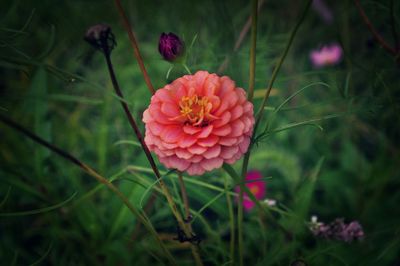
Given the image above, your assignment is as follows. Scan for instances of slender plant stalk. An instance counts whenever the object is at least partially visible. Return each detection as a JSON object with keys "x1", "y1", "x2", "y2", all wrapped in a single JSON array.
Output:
[
  {"x1": 390, "y1": 0, "x2": 399, "y2": 50},
  {"x1": 353, "y1": 0, "x2": 398, "y2": 57},
  {"x1": 114, "y1": 0, "x2": 155, "y2": 95},
  {"x1": 178, "y1": 172, "x2": 191, "y2": 221},
  {"x1": 238, "y1": 1, "x2": 312, "y2": 265},
  {"x1": 177, "y1": 171, "x2": 200, "y2": 256},
  {"x1": 109, "y1": 5, "x2": 203, "y2": 261},
  {"x1": 103, "y1": 52, "x2": 204, "y2": 266},
  {"x1": 217, "y1": 0, "x2": 265, "y2": 74},
  {"x1": 238, "y1": 1, "x2": 259, "y2": 265},
  {"x1": 0, "y1": 114, "x2": 176, "y2": 265},
  {"x1": 223, "y1": 164, "x2": 293, "y2": 239},
  {"x1": 130, "y1": 192, "x2": 157, "y2": 243},
  {"x1": 247, "y1": 0, "x2": 258, "y2": 101},
  {"x1": 241, "y1": 0, "x2": 312, "y2": 176},
  {"x1": 223, "y1": 174, "x2": 235, "y2": 265}
]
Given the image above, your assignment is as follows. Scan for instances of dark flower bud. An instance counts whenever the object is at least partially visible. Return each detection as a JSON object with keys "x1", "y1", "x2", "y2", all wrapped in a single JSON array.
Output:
[
  {"x1": 84, "y1": 24, "x2": 116, "y2": 55},
  {"x1": 158, "y1": 32, "x2": 184, "y2": 62}
]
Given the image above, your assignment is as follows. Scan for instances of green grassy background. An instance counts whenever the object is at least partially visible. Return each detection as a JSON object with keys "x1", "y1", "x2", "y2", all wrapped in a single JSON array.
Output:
[{"x1": 1, "y1": 0, "x2": 399, "y2": 265}]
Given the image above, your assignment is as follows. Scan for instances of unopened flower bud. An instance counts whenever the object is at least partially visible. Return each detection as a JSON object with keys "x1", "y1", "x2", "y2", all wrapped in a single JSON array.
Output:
[
  {"x1": 158, "y1": 32, "x2": 185, "y2": 62},
  {"x1": 84, "y1": 23, "x2": 116, "y2": 54}
]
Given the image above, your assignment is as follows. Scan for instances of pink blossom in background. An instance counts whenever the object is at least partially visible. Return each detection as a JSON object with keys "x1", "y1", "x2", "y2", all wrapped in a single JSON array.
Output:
[
  {"x1": 235, "y1": 170, "x2": 266, "y2": 211},
  {"x1": 310, "y1": 43, "x2": 343, "y2": 68},
  {"x1": 142, "y1": 71, "x2": 255, "y2": 175}
]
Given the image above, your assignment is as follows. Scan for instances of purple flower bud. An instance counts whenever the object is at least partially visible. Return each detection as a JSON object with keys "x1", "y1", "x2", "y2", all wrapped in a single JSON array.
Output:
[{"x1": 158, "y1": 32, "x2": 184, "y2": 62}]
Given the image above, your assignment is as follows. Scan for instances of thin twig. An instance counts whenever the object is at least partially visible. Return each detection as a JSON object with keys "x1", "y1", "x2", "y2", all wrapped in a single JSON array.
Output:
[
  {"x1": 239, "y1": 1, "x2": 259, "y2": 264},
  {"x1": 178, "y1": 172, "x2": 191, "y2": 221},
  {"x1": 238, "y1": 3, "x2": 312, "y2": 262},
  {"x1": 114, "y1": 0, "x2": 155, "y2": 94},
  {"x1": 217, "y1": 0, "x2": 265, "y2": 74},
  {"x1": 390, "y1": 0, "x2": 399, "y2": 50},
  {"x1": 353, "y1": 0, "x2": 398, "y2": 56},
  {"x1": 223, "y1": 174, "x2": 235, "y2": 264},
  {"x1": 103, "y1": 51, "x2": 203, "y2": 266},
  {"x1": 0, "y1": 114, "x2": 176, "y2": 265},
  {"x1": 247, "y1": 0, "x2": 258, "y2": 102},
  {"x1": 130, "y1": 193, "x2": 157, "y2": 243}
]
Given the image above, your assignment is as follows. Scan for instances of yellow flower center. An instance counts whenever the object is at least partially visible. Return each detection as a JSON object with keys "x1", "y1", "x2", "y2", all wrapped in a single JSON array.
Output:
[
  {"x1": 179, "y1": 95, "x2": 212, "y2": 126},
  {"x1": 250, "y1": 186, "x2": 259, "y2": 195}
]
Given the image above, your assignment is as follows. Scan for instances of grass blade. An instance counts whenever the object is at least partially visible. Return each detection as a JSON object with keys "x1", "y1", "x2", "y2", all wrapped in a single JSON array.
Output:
[{"x1": 0, "y1": 192, "x2": 77, "y2": 217}]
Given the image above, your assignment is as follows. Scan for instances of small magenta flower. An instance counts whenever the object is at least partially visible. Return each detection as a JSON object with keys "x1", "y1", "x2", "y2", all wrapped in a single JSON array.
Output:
[
  {"x1": 158, "y1": 32, "x2": 185, "y2": 62},
  {"x1": 310, "y1": 43, "x2": 343, "y2": 68},
  {"x1": 235, "y1": 170, "x2": 266, "y2": 211}
]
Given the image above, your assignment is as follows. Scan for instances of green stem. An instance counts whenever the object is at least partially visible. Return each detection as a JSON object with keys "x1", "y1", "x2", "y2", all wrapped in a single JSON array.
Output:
[
  {"x1": 178, "y1": 172, "x2": 191, "y2": 220},
  {"x1": 247, "y1": 0, "x2": 258, "y2": 102},
  {"x1": 238, "y1": 186, "x2": 244, "y2": 266},
  {"x1": 390, "y1": 0, "x2": 399, "y2": 50},
  {"x1": 241, "y1": 0, "x2": 312, "y2": 183},
  {"x1": 255, "y1": 0, "x2": 312, "y2": 124},
  {"x1": 238, "y1": 0, "x2": 312, "y2": 260},
  {"x1": 223, "y1": 164, "x2": 293, "y2": 239},
  {"x1": 238, "y1": 1, "x2": 258, "y2": 264},
  {"x1": 0, "y1": 114, "x2": 176, "y2": 265},
  {"x1": 176, "y1": 172, "x2": 204, "y2": 266},
  {"x1": 223, "y1": 174, "x2": 235, "y2": 265}
]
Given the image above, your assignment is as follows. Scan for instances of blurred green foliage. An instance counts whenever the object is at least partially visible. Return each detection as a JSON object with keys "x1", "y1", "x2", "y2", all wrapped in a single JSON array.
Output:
[{"x1": 0, "y1": 0, "x2": 400, "y2": 265}]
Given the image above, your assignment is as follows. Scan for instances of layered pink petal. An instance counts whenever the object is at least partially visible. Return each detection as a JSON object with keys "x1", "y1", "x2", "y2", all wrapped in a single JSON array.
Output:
[{"x1": 142, "y1": 71, "x2": 255, "y2": 175}]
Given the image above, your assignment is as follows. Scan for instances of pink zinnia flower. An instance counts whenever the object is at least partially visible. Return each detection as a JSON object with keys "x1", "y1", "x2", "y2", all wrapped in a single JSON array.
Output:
[
  {"x1": 142, "y1": 71, "x2": 255, "y2": 175},
  {"x1": 310, "y1": 43, "x2": 343, "y2": 68},
  {"x1": 235, "y1": 170, "x2": 266, "y2": 211}
]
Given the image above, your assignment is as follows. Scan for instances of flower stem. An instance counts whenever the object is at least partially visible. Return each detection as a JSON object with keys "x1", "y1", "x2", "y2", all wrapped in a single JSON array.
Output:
[
  {"x1": 0, "y1": 114, "x2": 177, "y2": 265},
  {"x1": 238, "y1": 1, "x2": 259, "y2": 264},
  {"x1": 217, "y1": 0, "x2": 265, "y2": 74},
  {"x1": 247, "y1": 0, "x2": 258, "y2": 102},
  {"x1": 178, "y1": 172, "x2": 191, "y2": 221},
  {"x1": 103, "y1": 52, "x2": 203, "y2": 266},
  {"x1": 353, "y1": 0, "x2": 398, "y2": 57},
  {"x1": 176, "y1": 172, "x2": 204, "y2": 266},
  {"x1": 390, "y1": 0, "x2": 399, "y2": 50},
  {"x1": 239, "y1": 1, "x2": 312, "y2": 264},
  {"x1": 223, "y1": 174, "x2": 235, "y2": 265},
  {"x1": 255, "y1": 0, "x2": 312, "y2": 125},
  {"x1": 114, "y1": 0, "x2": 155, "y2": 95},
  {"x1": 238, "y1": 186, "x2": 244, "y2": 266}
]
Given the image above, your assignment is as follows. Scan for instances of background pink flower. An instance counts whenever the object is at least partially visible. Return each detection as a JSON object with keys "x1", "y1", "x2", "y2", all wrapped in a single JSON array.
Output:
[
  {"x1": 310, "y1": 43, "x2": 343, "y2": 68},
  {"x1": 142, "y1": 71, "x2": 255, "y2": 175},
  {"x1": 235, "y1": 170, "x2": 266, "y2": 211}
]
